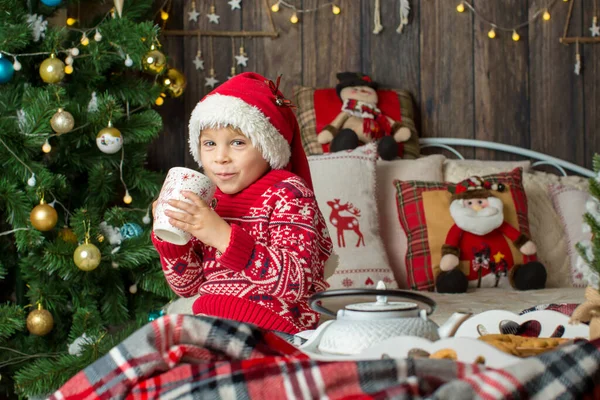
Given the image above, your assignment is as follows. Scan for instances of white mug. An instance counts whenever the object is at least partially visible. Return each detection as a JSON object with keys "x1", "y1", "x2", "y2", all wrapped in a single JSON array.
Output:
[{"x1": 153, "y1": 167, "x2": 216, "y2": 245}]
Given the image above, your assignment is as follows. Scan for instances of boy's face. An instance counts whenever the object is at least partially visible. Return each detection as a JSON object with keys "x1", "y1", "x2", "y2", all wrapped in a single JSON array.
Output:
[{"x1": 199, "y1": 127, "x2": 270, "y2": 195}]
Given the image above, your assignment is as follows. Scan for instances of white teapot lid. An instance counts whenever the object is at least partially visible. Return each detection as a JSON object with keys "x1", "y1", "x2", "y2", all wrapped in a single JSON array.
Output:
[{"x1": 344, "y1": 281, "x2": 418, "y2": 312}]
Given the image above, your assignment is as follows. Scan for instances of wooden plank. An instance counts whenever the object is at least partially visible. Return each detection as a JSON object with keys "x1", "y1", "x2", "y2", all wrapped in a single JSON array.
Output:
[
  {"x1": 583, "y1": 0, "x2": 600, "y2": 170},
  {"x1": 148, "y1": 0, "x2": 186, "y2": 172},
  {"x1": 243, "y1": 0, "x2": 301, "y2": 98},
  {"x1": 529, "y1": 0, "x2": 584, "y2": 166},
  {"x1": 360, "y1": 0, "x2": 420, "y2": 102},
  {"x1": 473, "y1": 0, "x2": 529, "y2": 161},
  {"x1": 302, "y1": 0, "x2": 362, "y2": 87},
  {"x1": 420, "y1": 0, "x2": 474, "y2": 158}
]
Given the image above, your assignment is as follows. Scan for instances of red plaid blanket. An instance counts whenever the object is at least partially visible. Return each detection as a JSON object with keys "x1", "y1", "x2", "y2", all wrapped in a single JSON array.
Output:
[{"x1": 51, "y1": 315, "x2": 600, "y2": 399}]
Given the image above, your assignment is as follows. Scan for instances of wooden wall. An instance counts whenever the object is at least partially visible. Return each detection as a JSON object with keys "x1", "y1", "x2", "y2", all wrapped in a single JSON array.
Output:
[{"x1": 148, "y1": 0, "x2": 599, "y2": 171}]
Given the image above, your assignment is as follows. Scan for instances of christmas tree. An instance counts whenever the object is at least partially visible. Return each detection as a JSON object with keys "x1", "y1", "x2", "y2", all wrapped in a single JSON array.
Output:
[
  {"x1": 576, "y1": 154, "x2": 600, "y2": 286},
  {"x1": 0, "y1": 1, "x2": 175, "y2": 397}
]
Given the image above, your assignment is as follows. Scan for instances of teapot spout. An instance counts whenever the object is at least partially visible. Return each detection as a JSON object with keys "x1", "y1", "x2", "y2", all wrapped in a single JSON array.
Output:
[{"x1": 438, "y1": 311, "x2": 472, "y2": 339}]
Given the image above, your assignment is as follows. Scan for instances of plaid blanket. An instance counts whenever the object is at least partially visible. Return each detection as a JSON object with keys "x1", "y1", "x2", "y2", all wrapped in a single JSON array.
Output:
[{"x1": 50, "y1": 315, "x2": 600, "y2": 400}]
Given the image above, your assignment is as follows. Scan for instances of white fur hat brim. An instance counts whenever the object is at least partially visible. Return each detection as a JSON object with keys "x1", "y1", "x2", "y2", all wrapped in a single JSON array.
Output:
[{"x1": 188, "y1": 93, "x2": 291, "y2": 169}]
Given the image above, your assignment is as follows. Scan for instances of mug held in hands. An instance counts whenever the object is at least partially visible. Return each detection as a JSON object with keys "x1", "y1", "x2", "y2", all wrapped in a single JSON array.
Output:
[{"x1": 153, "y1": 167, "x2": 216, "y2": 245}]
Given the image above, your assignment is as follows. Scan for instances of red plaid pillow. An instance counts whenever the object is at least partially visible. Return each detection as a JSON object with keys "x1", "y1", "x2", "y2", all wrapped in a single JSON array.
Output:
[{"x1": 393, "y1": 168, "x2": 531, "y2": 291}]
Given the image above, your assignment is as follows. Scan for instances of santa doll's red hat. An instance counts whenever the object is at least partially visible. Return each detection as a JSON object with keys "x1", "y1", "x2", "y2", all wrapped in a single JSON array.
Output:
[{"x1": 450, "y1": 176, "x2": 505, "y2": 202}]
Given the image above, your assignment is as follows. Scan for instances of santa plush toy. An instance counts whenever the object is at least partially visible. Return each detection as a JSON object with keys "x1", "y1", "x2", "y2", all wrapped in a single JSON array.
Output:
[
  {"x1": 436, "y1": 176, "x2": 547, "y2": 293},
  {"x1": 316, "y1": 72, "x2": 412, "y2": 160}
]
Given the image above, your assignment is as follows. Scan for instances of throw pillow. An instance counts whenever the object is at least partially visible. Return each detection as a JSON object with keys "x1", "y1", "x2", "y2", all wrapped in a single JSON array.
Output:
[
  {"x1": 293, "y1": 85, "x2": 419, "y2": 158},
  {"x1": 376, "y1": 155, "x2": 446, "y2": 288},
  {"x1": 394, "y1": 168, "x2": 530, "y2": 291},
  {"x1": 445, "y1": 163, "x2": 589, "y2": 288},
  {"x1": 308, "y1": 143, "x2": 396, "y2": 289},
  {"x1": 550, "y1": 184, "x2": 592, "y2": 287}
]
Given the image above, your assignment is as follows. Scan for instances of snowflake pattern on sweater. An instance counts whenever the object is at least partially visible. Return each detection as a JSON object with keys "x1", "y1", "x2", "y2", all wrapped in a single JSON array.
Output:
[{"x1": 152, "y1": 170, "x2": 333, "y2": 333}]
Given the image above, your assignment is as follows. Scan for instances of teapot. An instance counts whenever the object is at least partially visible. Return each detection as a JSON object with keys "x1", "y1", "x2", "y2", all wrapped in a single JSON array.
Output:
[{"x1": 306, "y1": 281, "x2": 471, "y2": 356}]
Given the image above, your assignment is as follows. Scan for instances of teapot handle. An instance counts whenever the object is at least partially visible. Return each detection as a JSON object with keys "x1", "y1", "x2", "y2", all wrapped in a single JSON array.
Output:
[{"x1": 309, "y1": 289, "x2": 436, "y2": 317}]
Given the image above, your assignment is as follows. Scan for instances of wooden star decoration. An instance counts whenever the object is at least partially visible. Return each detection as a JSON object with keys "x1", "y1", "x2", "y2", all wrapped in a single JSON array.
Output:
[
  {"x1": 235, "y1": 53, "x2": 249, "y2": 67},
  {"x1": 207, "y1": 13, "x2": 220, "y2": 24},
  {"x1": 205, "y1": 75, "x2": 219, "y2": 88},
  {"x1": 228, "y1": 0, "x2": 241, "y2": 10},
  {"x1": 188, "y1": 9, "x2": 200, "y2": 22},
  {"x1": 193, "y1": 55, "x2": 204, "y2": 70},
  {"x1": 590, "y1": 22, "x2": 600, "y2": 37}
]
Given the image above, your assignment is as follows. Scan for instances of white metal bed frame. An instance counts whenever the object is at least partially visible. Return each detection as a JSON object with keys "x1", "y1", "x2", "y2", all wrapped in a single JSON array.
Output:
[{"x1": 419, "y1": 138, "x2": 594, "y2": 178}]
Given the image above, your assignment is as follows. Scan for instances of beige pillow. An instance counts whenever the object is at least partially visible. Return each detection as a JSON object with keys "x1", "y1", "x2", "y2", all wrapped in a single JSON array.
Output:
[
  {"x1": 376, "y1": 155, "x2": 446, "y2": 288},
  {"x1": 550, "y1": 184, "x2": 592, "y2": 287},
  {"x1": 443, "y1": 159, "x2": 531, "y2": 182},
  {"x1": 308, "y1": 144, "x2": 396, "y2": 289},
  {"x1": 444, "y1": 163, "x2": 588, "y2": 288}
]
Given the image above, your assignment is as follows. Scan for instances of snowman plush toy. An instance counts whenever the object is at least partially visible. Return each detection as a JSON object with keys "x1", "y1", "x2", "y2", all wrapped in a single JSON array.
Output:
[{"x1": 317, "y1": 71, "x2": 412, "y2": 160}]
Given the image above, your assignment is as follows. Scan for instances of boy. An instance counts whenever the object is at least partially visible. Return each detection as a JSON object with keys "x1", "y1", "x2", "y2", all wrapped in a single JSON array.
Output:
[{"x1": 152, "y1": 72, "x2": 332, "y2": 334}]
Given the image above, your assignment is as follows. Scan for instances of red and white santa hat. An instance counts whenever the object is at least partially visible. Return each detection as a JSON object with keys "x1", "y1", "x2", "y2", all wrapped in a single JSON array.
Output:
[
  {"x1": 188, "y1": 72, "x2": 313, "y2": 189},
  {"x1": 450, "y1": 176, "x2": 505, "y2": 202}
]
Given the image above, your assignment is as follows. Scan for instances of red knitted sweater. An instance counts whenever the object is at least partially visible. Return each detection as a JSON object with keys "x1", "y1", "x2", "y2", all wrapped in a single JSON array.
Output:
[{"x1": 152, "y1": 169, "x2": 333, "y2": 334}]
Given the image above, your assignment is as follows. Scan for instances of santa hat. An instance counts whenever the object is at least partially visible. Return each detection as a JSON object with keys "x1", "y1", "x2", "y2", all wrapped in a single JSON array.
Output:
[
  {"x1": 450, "y1": 176, "x2": 505, "y2": 202},
  {"x1": 188, "y1": 72, "x2": 313, "y2": 189}
]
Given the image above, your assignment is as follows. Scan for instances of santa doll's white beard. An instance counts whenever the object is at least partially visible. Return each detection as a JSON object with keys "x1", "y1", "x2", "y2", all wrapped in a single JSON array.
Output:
[{"x1": 449, "y1": 197, "x2": 505, "y2": 236}]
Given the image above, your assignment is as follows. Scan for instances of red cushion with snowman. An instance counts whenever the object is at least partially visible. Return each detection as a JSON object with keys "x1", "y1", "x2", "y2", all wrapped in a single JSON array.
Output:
[{"x1": 436, "y1": 176, "x2": 547, "y2": 293}]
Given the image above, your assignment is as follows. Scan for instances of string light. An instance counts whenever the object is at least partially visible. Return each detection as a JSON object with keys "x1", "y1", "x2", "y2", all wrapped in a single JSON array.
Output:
[
  {"x1": 65, "y1": 65, "x2": 74, "y2": 74},
  {"x1": 457, "y1": 0, "x2": 562, "y2": 42},
  {"x1": 271, "y1": 1, "x2": 341, "y2": 23},
  {"x1": 66, "y1": 17, "x2": 77, "y2": 26},
  {"x1": 80, "y1": 33, "x2": 89, "y2": 46},
  {"x1": 160, "y1": 10, "x2": 169, "y2": 21}
]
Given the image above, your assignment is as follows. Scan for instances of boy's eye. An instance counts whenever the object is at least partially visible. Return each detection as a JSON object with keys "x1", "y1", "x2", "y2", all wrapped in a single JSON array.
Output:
[
  {"x1": 201, "y1": 140, "x2": 215, "y2": 147},
  {"x1": 231, "y1": 140, "x2": 245, "y2": 146}
]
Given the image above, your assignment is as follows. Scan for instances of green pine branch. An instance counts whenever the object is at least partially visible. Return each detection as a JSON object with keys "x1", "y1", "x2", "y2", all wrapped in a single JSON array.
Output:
[{"x1": 0, "y1": 304, "x2": 26, "y2": 341}]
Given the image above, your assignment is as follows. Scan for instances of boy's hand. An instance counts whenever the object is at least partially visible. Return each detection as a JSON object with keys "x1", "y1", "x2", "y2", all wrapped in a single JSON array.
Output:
[{"x1": 165, "y1": 191, "x2": 232, "y2": 252}]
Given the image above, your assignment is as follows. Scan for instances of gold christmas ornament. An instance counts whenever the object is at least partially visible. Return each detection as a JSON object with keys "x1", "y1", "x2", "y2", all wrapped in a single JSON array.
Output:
[
  {"x1": 58, "y1": 227, "x2": 78, "y2": 243},
  {"x1": 30, "y1": 199, "x2": 58, "y2": 231},
  {"x1": 73, "y1": 243, "x2": 102, "y2": 271},
  {"x1": 142, "y1": 45, "x2": 167, "y2": 75},
  {"x1": 96, "y1": 122, "x2": 123, "y2": 154},
  {"x1": 50, "y1": 108, "x2": 75, "y2": 134},
  {"x1": 162, "y1": 68, "x2": 187, "y2": 98},
  {"x1": 39, "y1": 54, "x2": 65, "y2": 84},
  {"x1": 27, "y1": 304, "x2": 54, "y2": 336}
]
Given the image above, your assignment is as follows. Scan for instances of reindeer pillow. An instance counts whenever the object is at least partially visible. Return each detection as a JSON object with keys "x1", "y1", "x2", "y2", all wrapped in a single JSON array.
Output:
[{"x1": 308, "y1": 143, "x2": 396, "y2": 289}]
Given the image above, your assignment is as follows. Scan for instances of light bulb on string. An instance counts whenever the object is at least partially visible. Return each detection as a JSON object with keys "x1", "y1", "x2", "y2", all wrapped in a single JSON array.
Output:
[
  {"x1": 81, "y1": 33, "x2": 89, "y2": 46},
  {"x1": 71, "y1": 48, "x2": 79, "y2": 56},
  {"x1": 27, "y1": 173, "x2": 36, "y2": 187},
  {"x1": 332, "y1": 5, "x2": 341, "y2": 15},
  {"x1": 42, "y1": 139, "x2": 51, "y2": 153},
  {"x1": 161, "y1": 10, "x2": 169, "y2": 20},
  {"x1": 290, "y1": 13, "x2": 299, "y2": 24},
  {"x1": 271, "y1": 2, "x2": 279, "y2": 12},
  {"x1": 488, "y1": 28, "x2": 496, "y2": 39},
  {"x1": 543, "y1": 9, "x2": 551, "y2": 21},
  {"x1": 13, "y1": 57, "x2": 21, "y2": 71},
  {"x1": 456, "y1": 2, "x2": 465, "y2": 13},
  {"x1": 65, "y1": 55, "x2": 73, "y2": 65},
  {"x1": 512, "y1": 30, "x2": 520, "y2": 41},
  {"x1": 123, "y1": 190, "x2": 133, "y2": 205},
  {"x1": 94, "y1": 30, "x2": 102, "y2": 41},
  {"x1": 65, "y1": 65, "x2": 73, "y2": 74},
  {"x1": 66, "y1": 17, "x2": 76, "y2": 26}
]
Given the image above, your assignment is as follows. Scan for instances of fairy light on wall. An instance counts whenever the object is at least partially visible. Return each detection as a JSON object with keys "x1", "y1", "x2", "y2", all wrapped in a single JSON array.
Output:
[
  {"x1": 270, "y1": 1, "x2": 341, "y2": 24},
  {"x1": 456, "y1": 0, "x2": 558, "y2": 41}
]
